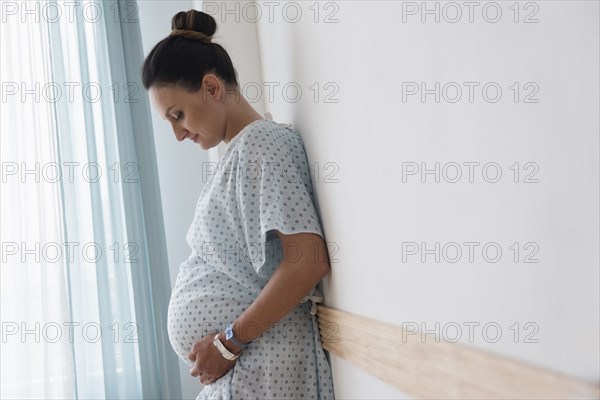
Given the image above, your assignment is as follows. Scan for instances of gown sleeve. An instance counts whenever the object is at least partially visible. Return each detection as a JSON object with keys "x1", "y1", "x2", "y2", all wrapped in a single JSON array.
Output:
[{"x1": 235, "y1": 125, "x2": 324, "y2": 276}]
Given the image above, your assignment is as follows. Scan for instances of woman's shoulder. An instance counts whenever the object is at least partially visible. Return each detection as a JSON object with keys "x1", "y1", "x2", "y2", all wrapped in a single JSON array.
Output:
[{"x1": 237, "y1": 119, "x2": 305, "y2": 162}]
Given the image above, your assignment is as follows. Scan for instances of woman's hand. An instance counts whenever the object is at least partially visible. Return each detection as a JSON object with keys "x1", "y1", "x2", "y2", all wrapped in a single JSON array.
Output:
[{"x1": 187, "y1": 332, "x2": 238, "y2": 385}]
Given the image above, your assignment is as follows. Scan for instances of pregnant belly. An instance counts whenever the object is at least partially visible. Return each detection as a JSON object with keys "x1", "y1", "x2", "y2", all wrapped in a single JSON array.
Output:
[{"x1": 167, "y1": 262, "x2": 255, "y2": 365}]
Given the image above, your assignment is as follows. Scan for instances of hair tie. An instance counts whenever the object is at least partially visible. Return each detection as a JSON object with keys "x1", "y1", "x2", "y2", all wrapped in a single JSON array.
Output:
[{"x1": 170, "y1": 29, "x2": 212, "y2": 44}]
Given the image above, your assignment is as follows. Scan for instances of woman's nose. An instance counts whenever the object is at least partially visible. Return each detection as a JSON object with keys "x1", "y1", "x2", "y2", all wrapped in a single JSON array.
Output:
[{"x1": 175, "y1": 128, "x2": 189, "y2": 142}]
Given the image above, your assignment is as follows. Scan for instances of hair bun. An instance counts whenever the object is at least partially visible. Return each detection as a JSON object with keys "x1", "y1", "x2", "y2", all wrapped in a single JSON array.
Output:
[{"x1": 171, "y1": 9, "x2": 217, "y2": 37}]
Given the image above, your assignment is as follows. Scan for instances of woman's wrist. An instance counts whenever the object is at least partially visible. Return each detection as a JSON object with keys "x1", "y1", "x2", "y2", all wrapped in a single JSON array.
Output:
[{"x1": 217, "y1": 330, "x2": 243, "y2": 355}]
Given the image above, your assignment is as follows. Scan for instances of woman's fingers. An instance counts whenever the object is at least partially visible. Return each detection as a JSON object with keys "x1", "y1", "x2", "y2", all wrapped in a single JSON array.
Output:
[
  {"x1": 196, "y1": 370, "x2": 214, "y2": 385},
  {"x1": 188, "y1": 340, "x2": 202, "y2": 361}
]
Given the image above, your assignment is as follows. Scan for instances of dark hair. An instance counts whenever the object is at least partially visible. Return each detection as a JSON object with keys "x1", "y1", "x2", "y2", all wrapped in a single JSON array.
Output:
[{"x1": 141, "y1": 9, "x2": 239, "y2": 93}]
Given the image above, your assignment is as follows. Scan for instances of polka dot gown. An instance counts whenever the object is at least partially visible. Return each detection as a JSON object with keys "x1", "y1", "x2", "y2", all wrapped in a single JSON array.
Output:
[{"x1": 167, "y1": 117, "x2": 336, "y2": 399}]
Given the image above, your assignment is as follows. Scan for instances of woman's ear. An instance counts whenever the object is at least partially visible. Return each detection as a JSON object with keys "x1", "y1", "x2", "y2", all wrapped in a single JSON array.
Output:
[{"x1": 202, "y1": 74, "x2": 220, "y2": 98}]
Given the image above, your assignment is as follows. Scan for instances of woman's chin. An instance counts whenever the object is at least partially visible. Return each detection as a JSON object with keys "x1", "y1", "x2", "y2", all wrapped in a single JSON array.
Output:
[
  {"x1": 192, "y1": 135, "x2": 205, "y2": 148},
  {"x1": 196, "y1": 140, "x2": 212, "y2": 150}
]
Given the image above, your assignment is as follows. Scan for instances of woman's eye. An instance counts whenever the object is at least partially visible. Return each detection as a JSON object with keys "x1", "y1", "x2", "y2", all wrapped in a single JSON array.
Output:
[{"x1": 175, "y1": 112, "x2": 183, "y2": 121}]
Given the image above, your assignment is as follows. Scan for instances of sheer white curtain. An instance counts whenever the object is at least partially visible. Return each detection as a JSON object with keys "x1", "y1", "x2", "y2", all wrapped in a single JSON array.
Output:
[
  {"x1": 1, "y1": 1, "x2": 180, "y2": 399},
  {"x1": 0, "y1": 7, "x2": 80, "y2": 398}
]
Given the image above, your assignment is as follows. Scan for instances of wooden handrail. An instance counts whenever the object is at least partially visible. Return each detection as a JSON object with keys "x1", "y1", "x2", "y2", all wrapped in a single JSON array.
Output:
[{"x1": 316, "y1": 304, "x2": 600, "y2": 399}]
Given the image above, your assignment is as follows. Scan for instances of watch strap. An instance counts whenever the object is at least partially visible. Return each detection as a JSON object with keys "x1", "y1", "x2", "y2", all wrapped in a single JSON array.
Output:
[{"x1": 226, "y1": 323, "x2": 251, "y2": 349}]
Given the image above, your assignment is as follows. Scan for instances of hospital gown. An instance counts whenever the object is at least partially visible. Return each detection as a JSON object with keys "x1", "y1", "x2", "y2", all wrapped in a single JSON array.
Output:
[{"x1": 167, "y1": 113, "x2": 335, "y2": 399}]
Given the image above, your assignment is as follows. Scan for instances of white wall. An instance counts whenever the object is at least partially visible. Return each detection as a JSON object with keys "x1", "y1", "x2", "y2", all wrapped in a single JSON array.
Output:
[
  {"x1": 252, "y1": 0, "x2": 600, "y2": 398},
  {"x1": 137, "y1": 1, "x2": 264, "y2": 399}
]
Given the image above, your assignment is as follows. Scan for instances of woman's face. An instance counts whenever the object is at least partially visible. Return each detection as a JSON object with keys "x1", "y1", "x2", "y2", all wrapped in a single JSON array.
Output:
[{"x1": 149, "y1": 74, "x2": 227, "y2": 150}]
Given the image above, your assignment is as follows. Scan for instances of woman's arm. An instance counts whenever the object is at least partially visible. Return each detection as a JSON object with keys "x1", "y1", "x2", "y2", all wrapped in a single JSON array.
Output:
[{"x1": 217, "y1": 231, "x2": 331, "y2": 354}]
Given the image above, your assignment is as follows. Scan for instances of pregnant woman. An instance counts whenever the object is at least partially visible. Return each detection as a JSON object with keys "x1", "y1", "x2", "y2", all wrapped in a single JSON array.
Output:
[{"x1": 141, "y1": 9, "x2": 335, "y2": 400}]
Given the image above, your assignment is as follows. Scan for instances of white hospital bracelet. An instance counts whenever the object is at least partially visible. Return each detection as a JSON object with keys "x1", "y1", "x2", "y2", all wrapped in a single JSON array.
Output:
[{"x1": 212, "y1": 334, "x2": 240, "y2": 361}]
